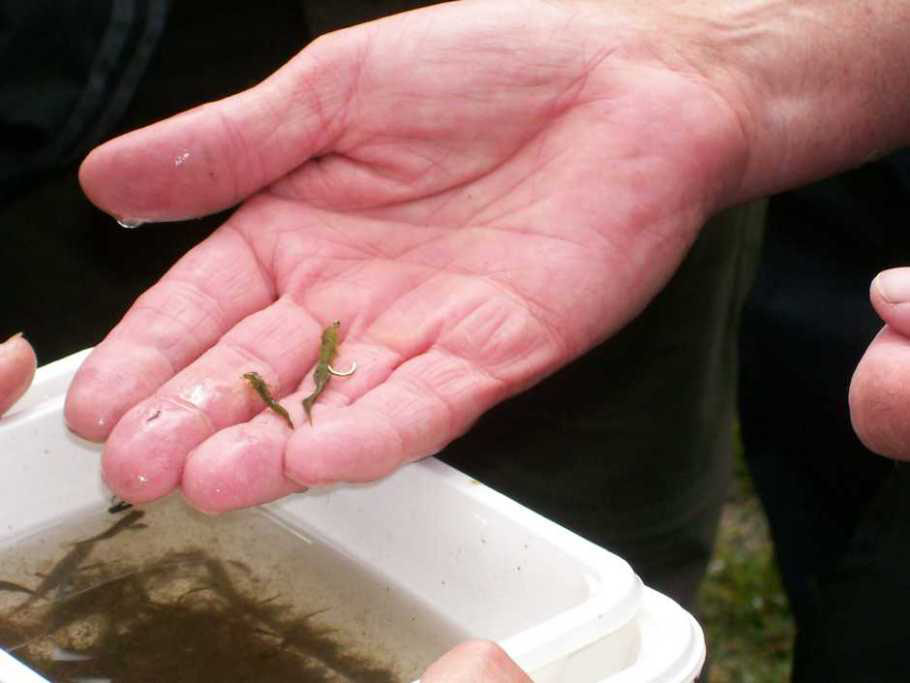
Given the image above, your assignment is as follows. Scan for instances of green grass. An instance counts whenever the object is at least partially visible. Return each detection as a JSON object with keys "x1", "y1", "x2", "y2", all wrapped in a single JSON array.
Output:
[{"x1": 696, "y1": 453, "x2": 795, "y2": 682}]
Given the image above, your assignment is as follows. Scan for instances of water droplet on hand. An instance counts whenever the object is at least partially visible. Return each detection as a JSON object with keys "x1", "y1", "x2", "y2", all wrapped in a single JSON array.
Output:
[{"x1": 116, "y1": 218, "x2": 145, "y2": 229}]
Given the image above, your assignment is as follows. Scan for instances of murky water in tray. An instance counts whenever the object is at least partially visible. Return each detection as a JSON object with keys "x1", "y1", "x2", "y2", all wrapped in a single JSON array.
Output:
[{"x1": 0, "y1": 497, "x2": 466, "y2": 682}]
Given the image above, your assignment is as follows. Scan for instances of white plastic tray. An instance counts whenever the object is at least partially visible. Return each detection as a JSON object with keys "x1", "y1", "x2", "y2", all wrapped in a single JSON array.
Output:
[{"x1": 0, "y1": 350, "x2": 704, "y2": 682}]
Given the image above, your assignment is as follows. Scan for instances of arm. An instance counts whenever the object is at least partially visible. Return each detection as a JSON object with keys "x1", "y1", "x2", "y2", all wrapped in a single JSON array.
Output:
[
  {"x1": 654, "y1": 0, "x2": 910, "y2": 199},
  {"x1": 677, "y1": 0, "x2": 910, "y2": 457},
  {"x1": 66, "y1": 0, "x2": 910, "y2": 510},
  {"x1": 667, "y1": 0, "x2": 910, "y2": 457}
]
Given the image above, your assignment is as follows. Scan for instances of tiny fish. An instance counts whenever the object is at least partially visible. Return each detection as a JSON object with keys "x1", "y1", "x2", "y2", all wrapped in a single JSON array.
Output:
[
  {"x1": 243, "y1": 372, "x2": 294, "y2": 429},
  {"x1": 14, "y1": 510, "x2": 146, "y2": 612},
  {"x1": 77, "y1": 509, "x2": 146, "y2": 545},
  {"x1": 302, "y1": 321, "x2": 356, "y2": 425}
]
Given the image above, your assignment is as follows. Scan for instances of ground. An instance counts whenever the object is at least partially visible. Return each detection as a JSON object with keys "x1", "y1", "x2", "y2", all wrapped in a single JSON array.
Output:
[{"x1": 697, "y1": 447, "x2": 795, "y2": 682}]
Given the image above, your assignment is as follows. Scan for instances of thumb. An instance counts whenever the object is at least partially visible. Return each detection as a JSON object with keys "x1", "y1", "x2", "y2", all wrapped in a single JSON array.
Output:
[
  {"x1": 850, "y1": 268, "x2": 910, "y2": 459},
  {"x1": 78, "y1": 31, "x2": 359, "y2": 223},
  {"x1": 869, "y1": 267, "x2": 910, "y2": 336}
]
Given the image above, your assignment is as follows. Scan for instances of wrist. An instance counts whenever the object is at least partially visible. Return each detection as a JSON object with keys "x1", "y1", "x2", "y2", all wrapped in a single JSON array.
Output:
[{"x1": 659, "y1": 1, "x2": 910, "y2": 202}]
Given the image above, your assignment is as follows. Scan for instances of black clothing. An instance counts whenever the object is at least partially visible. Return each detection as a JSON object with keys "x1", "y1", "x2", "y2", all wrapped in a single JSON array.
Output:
[{"x1": 739, "y1": 149, "x2": 910, "y2": 681}]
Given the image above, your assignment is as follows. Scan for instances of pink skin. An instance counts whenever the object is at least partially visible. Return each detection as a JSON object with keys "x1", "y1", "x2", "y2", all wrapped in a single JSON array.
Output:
[
  {"x1": 850, "y1": 268, "x2": 910, "y2": 460},
  {"x1": 420, "y1": 641, "x2": 531, "y2": 683},
  {"x1": 0, "y1": 334, "x2": 37, "y2": 417},
  {"x1": 64, "y1": 1, "x2": 750, "y2": 511}
]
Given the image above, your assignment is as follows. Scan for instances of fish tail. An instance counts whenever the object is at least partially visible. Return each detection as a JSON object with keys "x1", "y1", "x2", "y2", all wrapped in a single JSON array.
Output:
[
  {"x1": 302, "y1": 396, "x2": 315, "y2": 425},
  {"x1": 271, "y1": 403, "x2": 294, "y2": 429}
]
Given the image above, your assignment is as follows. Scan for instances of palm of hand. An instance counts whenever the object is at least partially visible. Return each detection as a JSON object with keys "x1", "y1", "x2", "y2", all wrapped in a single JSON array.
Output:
[{"x1": 66, "y1": 0, "x2": 746, "y2": 512}]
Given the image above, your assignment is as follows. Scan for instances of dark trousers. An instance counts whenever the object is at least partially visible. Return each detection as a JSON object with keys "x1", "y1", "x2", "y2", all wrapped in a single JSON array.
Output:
[{"x1": 740, "y1": 152, "x2": 910, "y2": 681}]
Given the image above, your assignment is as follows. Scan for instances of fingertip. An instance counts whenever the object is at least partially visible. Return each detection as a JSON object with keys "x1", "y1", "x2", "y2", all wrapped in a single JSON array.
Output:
[
  {"x1": 64, "y1": 343, "x2": 172, "y2": 441},
  {"x1": 79, "y1": 117, "x2": 226, "y2": 223},
  {"x1": 102, "y1": 442, "x2": 181, "y2": 505},
  {"x1": 78, "y1": 63, "x2": 322, "y2": 223},
  {"x1": 78, "y1": 134, "x2": 169, "y2": 222},
  {"x1": 78, "y1": 26, "x2": 362, "y2": 223},
  {"x1": 870, "y1": 268, "x2": 910, "y2": 336},
  {"x1": 101, "y1": 400, "x2": 208, "y2": 503},
  {"x1": 0, "y1": 332, "x2": 37, "y2": 416},
  {"x1": 64, "y1": 380, "x2": 119, "y2": 443}
]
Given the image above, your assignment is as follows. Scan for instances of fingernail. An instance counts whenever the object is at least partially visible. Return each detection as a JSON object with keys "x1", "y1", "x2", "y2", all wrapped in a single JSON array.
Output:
[
  {"x1": 3, "y1": 331, "x2": 24, "y2": 344},
  {"x1": 874, "y1": 269, "x2": 910, "y2": 304}
]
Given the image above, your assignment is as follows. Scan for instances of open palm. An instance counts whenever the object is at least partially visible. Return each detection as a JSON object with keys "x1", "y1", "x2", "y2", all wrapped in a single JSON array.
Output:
[{"x1": 65, "y1": 0, "x2": 748, "y2": 512}]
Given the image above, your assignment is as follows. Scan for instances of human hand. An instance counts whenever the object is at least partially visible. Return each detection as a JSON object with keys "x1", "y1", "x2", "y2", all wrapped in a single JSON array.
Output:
[
  {"x1": 421, "y1": 641, "x2": 531, "y2": 683},
  {"x1": 64, "y1": 0, "x2": 910, "y2": 509},
  {"x1": 64, "y1": 0, "x2": 751, "y2": 511},
  {"x1": 0, "y1": 333, "x2": 36, "y2": 417},
  {"x1": 850, "y1": 268, "x2": 910, "y2": 460}
]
